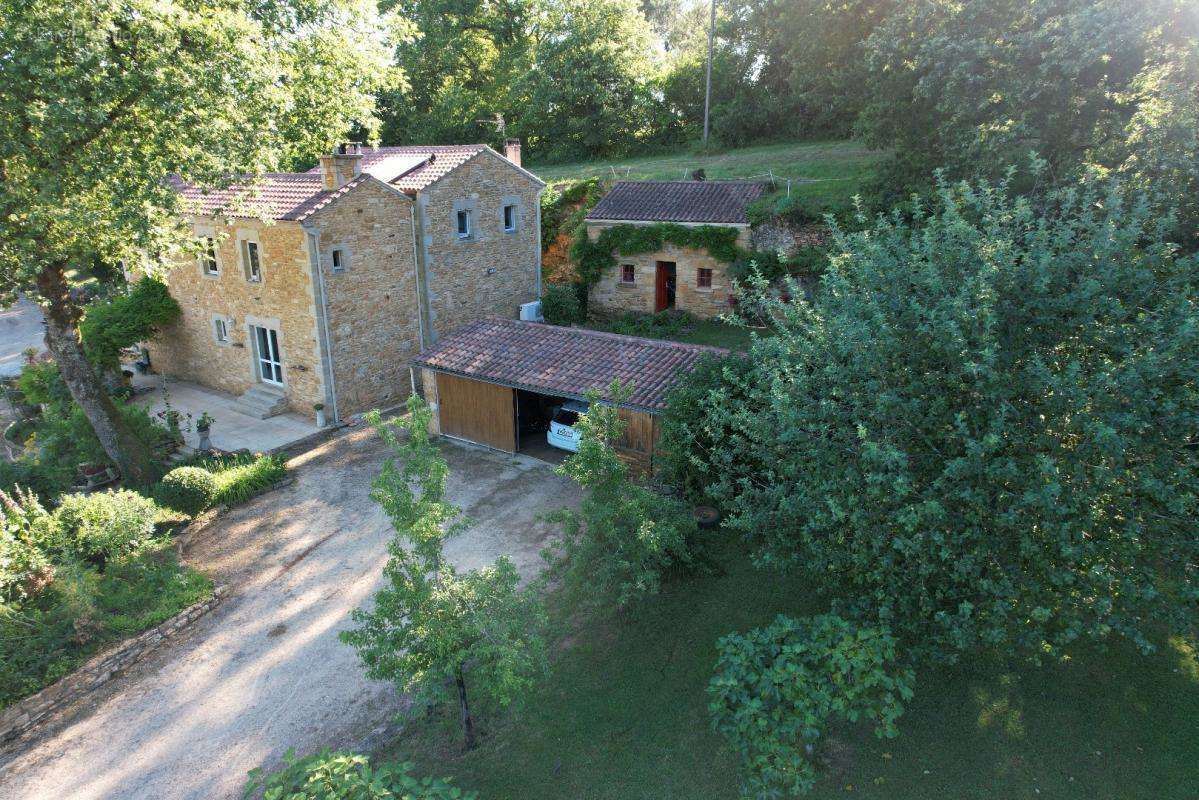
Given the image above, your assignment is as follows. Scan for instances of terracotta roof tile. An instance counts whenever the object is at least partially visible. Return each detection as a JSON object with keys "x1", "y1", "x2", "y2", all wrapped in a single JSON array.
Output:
[
  {"x1": 171, "y1": 173, "x2": 372, "y2": 222},
  {"x1": 586, "y1": 180, "x2": 768, "y2": 224},
  {"x1": 304, "y1": 145, "x2": 488, "y2": 192},
  {"x1": 414, "y1": 318, "x2": 726, "y2": 411}
]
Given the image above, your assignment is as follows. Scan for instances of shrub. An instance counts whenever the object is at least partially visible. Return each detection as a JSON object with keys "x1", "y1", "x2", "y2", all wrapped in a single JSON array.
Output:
[
  {"x1": 79, "y1": 277, "x2": 181, "y2": 370},
  {"x1": 603, "y1": 309, "x2": 692, "y2": 339},
  {"x1": 541, "y1": 283, "x2": 583, "y2": 325},
  {"x1": 157, "y1": 466, "x2": 217, "y2": 515},
  {"x1": 0, "y1": 487, "x2": 56, "y2": 604},
  {"x1": 709, "y1": 614, "x2": 915, "y2": 798},
  {"x1": 15, "y1": 360, "x2": 70, "y2": 408},
  {"x1": 243, "y1": 749, "x2": 474, "y2": 800},
  {"x1": 189, "y1": 453, "x2": 287, "y2": 507},
  {"x1": 53, "y1": 489, "x2": 159, "y2": 567}
]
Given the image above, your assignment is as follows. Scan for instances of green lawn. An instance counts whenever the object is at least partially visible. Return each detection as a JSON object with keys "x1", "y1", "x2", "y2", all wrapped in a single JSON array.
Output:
[
  {"x1": 380, "y1": 544, "x2": 1199, "y2": 799},
  {"x1": 531, "y1": 140, "x2": 884, "y2": 207}
]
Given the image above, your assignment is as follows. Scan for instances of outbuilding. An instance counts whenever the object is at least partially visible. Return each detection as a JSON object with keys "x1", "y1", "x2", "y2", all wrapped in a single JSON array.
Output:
[{"x1": 414, "y1": 317, "x2": 725, "y2": 472}]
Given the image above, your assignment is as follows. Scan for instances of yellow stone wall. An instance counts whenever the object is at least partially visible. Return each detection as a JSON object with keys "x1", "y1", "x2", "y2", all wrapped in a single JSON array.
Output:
[
  {"x1": 149, "y1": 217, "x2": 325, "y2": 415},
  {"x1": 585, "y1": 222, "x2": 750, "y2": 320},
  {"x1": 418, "y1": 151, "x2": 542, "y2": 341},
  {"x1": 306, "y1": 180, "x2": 421, "y2": 415}
]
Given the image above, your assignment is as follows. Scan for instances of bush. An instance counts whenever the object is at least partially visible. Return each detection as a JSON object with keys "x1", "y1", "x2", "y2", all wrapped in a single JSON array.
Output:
[
  {"x1": 15, "y1": 359, "x2": 69, "y2": 408},
  {"x1": 53, "y1": 489, "x2": 159, "y2": 567},
  {"x1": 709, "y1": 614, "x2": 915, "y2": 798},
  {"x1": 243, "y1": 749, "x2": 474, "y2": 800},
  {"x1": 79, "y1": 277, "x2": 181, "y2": 369},
  {"x1": 157, "y1": 466, "x2": 217, "y2": 515},
  {"x1": 0, "y1": 487, "x2": 56, "y2": 604},
  {"x1": 601, "y1": 309, "x2": 692, "y2": 340},
  {"x1": 187, "y1": 453, "x2": 287, "y2": 507},
  {"x1": 541, "y1": 283, "x2": 583, "y2": 325}
]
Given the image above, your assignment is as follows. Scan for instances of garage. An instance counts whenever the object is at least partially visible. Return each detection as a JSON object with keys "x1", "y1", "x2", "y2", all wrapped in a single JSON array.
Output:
[{"x1": 414, "y1": 317, "x2": 725, "y2": 472}]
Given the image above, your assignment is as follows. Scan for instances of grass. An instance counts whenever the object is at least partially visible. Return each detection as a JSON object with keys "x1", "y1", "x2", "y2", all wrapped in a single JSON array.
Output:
[
  {"x1": 585, "y1": 312, "x2": 764, "y2": 352},
  {"x1": 183, "y1": 452, "x2": 287, "y2": 508},
  {"x1": 379, "y1": 544, "x2": 1199, "y2": 799},
  {"x1": 531, "y1": 140, "x2": 885, "y2": 207}
]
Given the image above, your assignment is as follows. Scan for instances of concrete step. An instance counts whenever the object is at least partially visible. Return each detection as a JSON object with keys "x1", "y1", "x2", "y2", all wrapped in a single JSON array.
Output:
[{"x1": 233, "y1": 385, "x2": 288, "y2": 419}]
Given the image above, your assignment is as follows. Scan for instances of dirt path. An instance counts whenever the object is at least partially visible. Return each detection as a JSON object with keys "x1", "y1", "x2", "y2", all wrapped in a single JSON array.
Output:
[{"x1": 0, "y1": 427, "x2": 578, "y2": 800}]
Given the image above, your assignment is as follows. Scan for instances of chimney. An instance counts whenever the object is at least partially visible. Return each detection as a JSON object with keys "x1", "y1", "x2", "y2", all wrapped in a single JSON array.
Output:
[
  {"x1": 318, "y1": 142, "x2": 363, "y2": 190},
  {"x1": 504, "y1": 138, "x2": 522, "y2": 168}
]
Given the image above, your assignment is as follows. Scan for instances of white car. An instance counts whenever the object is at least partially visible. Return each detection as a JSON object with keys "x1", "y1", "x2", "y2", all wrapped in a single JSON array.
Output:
[{"x1": 546, "y1": 400, "x2": 589, "y2": 452}]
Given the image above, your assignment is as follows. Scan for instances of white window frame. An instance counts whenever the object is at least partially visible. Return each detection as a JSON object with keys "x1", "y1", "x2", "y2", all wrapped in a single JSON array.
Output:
[
  {"x1": 456, "y1": 209, "x2": 472, "y2": 239},
  {"x1": 200, "y1": 235, "x2": 220, "y2": 277},
  {"x1": 240, "y1": 237, "x2": 263, "y2": 283},
  {"x1": 330, "y1": 246, "x2": 349, "y2": 273},
  {"x1": 503, "y1": 204, "x2": 517, "y2": 233},
  {"x1": 211, "y1": 314, "x2": 232, "y2": 346}
]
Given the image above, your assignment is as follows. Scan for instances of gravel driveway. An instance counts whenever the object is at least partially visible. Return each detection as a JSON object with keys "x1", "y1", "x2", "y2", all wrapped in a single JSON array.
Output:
[{"x1": 0, "y1": 426, "x2": 578, "y2": 800}]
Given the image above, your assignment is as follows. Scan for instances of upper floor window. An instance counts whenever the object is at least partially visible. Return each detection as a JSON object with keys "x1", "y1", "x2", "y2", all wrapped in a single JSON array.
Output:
[
  {"x1": 242, "y1": 239, "x2": 262, "y2": 282},
  {"x1": 201, "y1": 237, "x2": 219, "y2": 276},
  {"x1": 456, "y1": 209, "x2": 472, "y2": 239},
  {"x1": 331, "y1": 247, "x2": 348, "y2": 273},
  {"x1": 621, "y1": 264, "x2": 636, "y2": 284},
  {"x1": 503, "y1": 204, "x2": 517, "y2": 232},
  {"x1": 697, "y1": 267, "x2": 713, "y2": 288}
]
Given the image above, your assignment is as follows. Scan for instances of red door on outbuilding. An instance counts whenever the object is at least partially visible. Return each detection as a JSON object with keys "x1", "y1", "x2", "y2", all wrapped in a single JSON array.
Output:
[{"x1": 654, "y1": 261, "x2": 676, "y2": 312}]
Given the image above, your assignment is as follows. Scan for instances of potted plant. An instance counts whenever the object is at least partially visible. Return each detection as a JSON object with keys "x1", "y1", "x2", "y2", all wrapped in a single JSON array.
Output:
[
  {"x1": 314, "y1": 402, "x2": 326, "y2": 428},
  {"x1": 196, "y1": 411, "x2": 214, "y2": 451},
  {"x1": 78, "y1": 461, "x2": 117, "y2": 488}
]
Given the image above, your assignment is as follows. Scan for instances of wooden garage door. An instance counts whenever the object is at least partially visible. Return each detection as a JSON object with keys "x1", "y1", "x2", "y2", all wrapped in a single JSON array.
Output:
[{"x1": 435, "y1": 373, "x2": 516, "y2": 452}]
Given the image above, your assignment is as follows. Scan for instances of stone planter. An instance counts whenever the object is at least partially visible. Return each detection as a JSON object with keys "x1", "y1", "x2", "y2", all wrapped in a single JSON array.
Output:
[
  {"x1": 315, "y1": 407, "x2": 327, "y2": 428},
  {"x1": 196, "y1": 425, "x2": 211, "y2": 451}
]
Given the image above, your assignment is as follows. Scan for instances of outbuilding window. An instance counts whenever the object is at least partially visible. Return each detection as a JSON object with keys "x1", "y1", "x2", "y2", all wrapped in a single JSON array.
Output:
[
  {"x1": 621, "y1": 264, "x2": 636, "y2": 284},
  {"x1": 697, "y1": 267, "x2": 713, "y2": 288}
]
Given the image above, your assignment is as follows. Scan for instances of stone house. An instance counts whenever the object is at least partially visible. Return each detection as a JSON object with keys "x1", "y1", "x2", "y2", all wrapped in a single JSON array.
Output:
[
  {"x1": 151, "y1": 141, "x2": 544, "y2": 422},
  {"x1": 584, "y1": 180, "x2": 767, "y2": 319}
]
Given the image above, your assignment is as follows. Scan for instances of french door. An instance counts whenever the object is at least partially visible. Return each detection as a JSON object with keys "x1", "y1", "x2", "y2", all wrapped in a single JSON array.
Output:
[{"x1": 252, "y1": 325, "x2": 283, "y2": 385}]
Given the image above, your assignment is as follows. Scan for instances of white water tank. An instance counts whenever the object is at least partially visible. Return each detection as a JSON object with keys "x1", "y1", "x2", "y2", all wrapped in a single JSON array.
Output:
[{"x1": 519, "y1": 300, "x2": 543, "y2": 322}]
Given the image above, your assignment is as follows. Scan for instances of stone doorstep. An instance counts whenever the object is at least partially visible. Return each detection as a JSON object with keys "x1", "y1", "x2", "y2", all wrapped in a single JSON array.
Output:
[{"x1": 0, "y1": 585, "x2": 228, "y2": 746}]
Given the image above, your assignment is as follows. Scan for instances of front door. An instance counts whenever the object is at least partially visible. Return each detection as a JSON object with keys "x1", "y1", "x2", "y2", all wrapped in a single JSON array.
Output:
[
  {"x1": 655, "y1": 261, "x2": 677, "y2": 312},
  {"x1": 252, "y1": 325, "x2": 284, "y2": 385}
]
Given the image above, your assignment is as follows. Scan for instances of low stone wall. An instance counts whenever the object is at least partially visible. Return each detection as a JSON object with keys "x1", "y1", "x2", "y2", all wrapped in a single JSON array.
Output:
[{"x1": 0, "y1": 585, "x2": 227, "y2": 745}]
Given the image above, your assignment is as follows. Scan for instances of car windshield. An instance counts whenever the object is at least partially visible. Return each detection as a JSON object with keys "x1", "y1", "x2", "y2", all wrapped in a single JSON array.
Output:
[{"x1": 552, "y1": 408, "x2": 580, "y2": 426}]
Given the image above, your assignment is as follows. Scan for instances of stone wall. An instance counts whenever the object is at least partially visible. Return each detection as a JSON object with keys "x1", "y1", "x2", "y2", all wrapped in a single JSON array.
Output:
[
  {"x1": 750, "y1": 220, "x2": 827, "y2": 256},
  {"x1": 418, "y1": 150, "x2": 542, "y2": 341},
  {"x1": 0, "y1": 586, "x2": 226, "y2": 745},
  {"x1": 150, "y1": 217, "x2": 325, "y2": 416},
  {"x1": 307, "y1": 180, "x2": 422, "y2": 415},
  {"x1": 585, "y1": 222, "x2": 749, "y2": 320}
]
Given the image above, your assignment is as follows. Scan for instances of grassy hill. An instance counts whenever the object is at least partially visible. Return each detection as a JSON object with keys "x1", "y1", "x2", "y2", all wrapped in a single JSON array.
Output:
[{"x1": 530, "y1": 139, "x2": 884, "y2": 206}]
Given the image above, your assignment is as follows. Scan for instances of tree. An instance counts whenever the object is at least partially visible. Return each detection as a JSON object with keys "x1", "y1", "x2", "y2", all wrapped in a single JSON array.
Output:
[
  {"x1": 709, "y1": 614, "x2": 914, "y2": 798},
  {"x1": 341, "y1": 399, "x2": 547, "y2": 749},
  {"x1": 0, "y1": 0, "x2": 398, "y2": 483},
  {"x1": 546, "y1": 384, "x2": 695, "y2": 610},
  {"x1": 680, "y1": 176, "x2": 1199, "y2": 664}
]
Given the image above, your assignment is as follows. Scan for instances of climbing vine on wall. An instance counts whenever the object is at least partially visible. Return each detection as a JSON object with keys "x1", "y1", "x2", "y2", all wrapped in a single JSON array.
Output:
[{"x1": 569, "y1": 222, "x2": 743, "y2": 287}]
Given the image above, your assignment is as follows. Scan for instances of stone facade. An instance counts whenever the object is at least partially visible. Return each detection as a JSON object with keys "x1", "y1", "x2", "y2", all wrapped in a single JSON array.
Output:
[
  {"x1": 585, "y1": 222, "x2": 751, "y2": 320},
  {"x1": 0, "y1": 586, "x2": 225, "y2": 745},
  {"x1": 150, "y1": 218, "x2": 326, "y2": 414},
  {"x1": 417, "y1": 150, "x2": 541, "y2": 341},
  {"x1": 152, "y1": 149, "x2": 542, "y2": 420}
]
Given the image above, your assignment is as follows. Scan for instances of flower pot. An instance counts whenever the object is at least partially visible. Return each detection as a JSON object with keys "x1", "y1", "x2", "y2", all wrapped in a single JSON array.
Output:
[{"x1": 197, "y1": 426, "x2": 211, "y2": 451}]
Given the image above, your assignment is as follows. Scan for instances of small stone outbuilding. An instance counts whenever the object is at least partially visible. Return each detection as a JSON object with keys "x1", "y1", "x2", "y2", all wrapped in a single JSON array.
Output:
[
  {"x1": 584, "y1": 180, "x2": 767, "y2": 319},
  {"x1": 414, "y1": 317, "x2": 725, "y2": 473}
]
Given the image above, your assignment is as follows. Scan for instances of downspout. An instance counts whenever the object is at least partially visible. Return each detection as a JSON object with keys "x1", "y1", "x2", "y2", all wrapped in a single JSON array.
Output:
[
  {"x1": 409, "y1": 203, "x2": 428, "y2": 350},
  {"x1": 303, "y1": 226, "x2": 340, "y2": 424},
  {"x1": 534, "y1": 186, "x2": 545, "y2": 299}
]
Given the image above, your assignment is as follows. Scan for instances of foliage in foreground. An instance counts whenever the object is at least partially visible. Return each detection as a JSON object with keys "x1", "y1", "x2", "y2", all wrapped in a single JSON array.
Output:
[
  {"x1": 244, "y1": 749, "x2": 474, "y2": 800},
  {"x1": 668, "y1": 175, "x2": 1199, "y2": 665},
  {"x1": 341, "y1": 399, "x2": 547, "y2": 749},
  {"x1": 546, "y1": 384, "x2": 695, "y2": 611},
  {"x1": 709, "y1": 614, "x2": 915, "y2": 798}
]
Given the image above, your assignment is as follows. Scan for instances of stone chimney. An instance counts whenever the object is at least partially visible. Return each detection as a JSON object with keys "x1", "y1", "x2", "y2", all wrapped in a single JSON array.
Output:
[
  {"x1": 318, "y1": 142, "x2": 363, "y2": 190},
  {"x1": 504, "y1": 138, "x2": 522, "y2": 168}
]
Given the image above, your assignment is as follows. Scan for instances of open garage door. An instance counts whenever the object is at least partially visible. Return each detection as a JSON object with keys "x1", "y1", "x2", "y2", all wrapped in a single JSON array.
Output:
[{"x1": 435, "y1": 373, "x2": 516, "y2": 452}]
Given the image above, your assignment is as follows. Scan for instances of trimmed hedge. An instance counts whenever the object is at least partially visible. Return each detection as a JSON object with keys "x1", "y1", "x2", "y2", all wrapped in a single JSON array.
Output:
[{"x1": 157, "y1": 466, "x2": 218, "y2": 516}]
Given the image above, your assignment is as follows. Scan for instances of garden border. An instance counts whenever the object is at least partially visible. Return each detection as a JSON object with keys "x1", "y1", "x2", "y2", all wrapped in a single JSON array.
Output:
[{"x1": 0, "y1": 584, "x2": 227, "y2": 745}]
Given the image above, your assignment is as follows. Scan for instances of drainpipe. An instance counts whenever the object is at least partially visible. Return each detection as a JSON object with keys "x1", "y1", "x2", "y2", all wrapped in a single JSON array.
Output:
[
  {"x1": 535, "y1": 186, "x2": 545, "y2": 299},
  {"x1": 303, "y1": 226, "x2": 340, "y2": 424},
  {"x1": 409, "y1": 203, "x2": 428, "y2": 350}
]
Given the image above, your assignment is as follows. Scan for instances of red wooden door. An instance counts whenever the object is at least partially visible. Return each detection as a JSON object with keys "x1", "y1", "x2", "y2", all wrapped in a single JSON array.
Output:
[{"x1": 655, "y1": 261, "x2": 676, "y2": 312}]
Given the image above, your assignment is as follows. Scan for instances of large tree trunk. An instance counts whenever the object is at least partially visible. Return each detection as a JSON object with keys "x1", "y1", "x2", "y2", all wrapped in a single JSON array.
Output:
[
  {"x1": 456, "y1": 665, "x2": 477, "y2": 750},
  {"x1": 36, "y1": 262, "x2": 155, "y2": 485}
]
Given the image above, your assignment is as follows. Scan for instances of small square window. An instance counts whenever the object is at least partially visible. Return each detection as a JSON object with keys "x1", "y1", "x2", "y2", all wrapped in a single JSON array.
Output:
[
  {"x1": 201, "y1": 237, "x2": 219, "y2": 276},
  {"x1": 697, "y1": 267, "x2": 713, "y2": 288},
  {"x1": 331, "y1": 247, "x2": 347, "y2": 273},
  {"x1": 243, "y1": 240, "x2": 262, "y2": 282},
  {"x1": 503, "y1": 204, "x2": 517, "y2": 232},
  {"x1": 456, "y1": 209, "x2": 472, "y2": 239},
  {"x1": 213, "y1": 317, "x2": 229, "y2": 343},
  {"x1": 621, "y1": 264, "x2": 636, "y2": 284}
]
